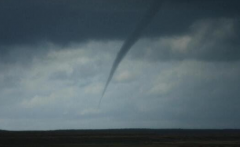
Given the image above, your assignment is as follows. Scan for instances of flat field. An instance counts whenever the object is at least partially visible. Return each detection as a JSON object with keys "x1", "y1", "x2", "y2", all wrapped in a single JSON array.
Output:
[{"x1": 0, "y1": 129, "x2": 240, "y2": 147}]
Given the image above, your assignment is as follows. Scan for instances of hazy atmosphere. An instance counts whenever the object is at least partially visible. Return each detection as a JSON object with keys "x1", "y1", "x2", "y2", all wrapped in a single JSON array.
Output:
[{"x1": 1, "y1": 0, "x2": 240, "y2": 130}]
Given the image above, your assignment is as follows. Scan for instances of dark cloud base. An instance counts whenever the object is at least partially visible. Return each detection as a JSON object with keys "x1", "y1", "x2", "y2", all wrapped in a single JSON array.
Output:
[{"x1": 1, "y1": 0, "x2": 240, "y2": 46}]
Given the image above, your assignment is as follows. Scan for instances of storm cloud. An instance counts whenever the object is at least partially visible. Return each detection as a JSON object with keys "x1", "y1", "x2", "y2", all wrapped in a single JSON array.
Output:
[
  {"x1": 1, "y1": 0, "x2": 239, "y2": 45},
  {"x1": 0, "y1": 0, "x2": 240, "y2": 130}
]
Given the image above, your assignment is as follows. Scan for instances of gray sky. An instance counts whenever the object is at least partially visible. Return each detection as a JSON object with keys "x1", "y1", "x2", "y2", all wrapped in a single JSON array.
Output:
[{"x1": 0, "y1": 0, "x2": 240, "y2": 130}]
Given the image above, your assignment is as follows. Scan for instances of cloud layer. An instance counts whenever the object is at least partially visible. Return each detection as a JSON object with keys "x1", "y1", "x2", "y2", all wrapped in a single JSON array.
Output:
[
  {"x1": 0, "y1": 0, "x2": 240, "y2": 130},
  {"x1": 131, "y1": 18, "x2": 240, "y2": 61}
]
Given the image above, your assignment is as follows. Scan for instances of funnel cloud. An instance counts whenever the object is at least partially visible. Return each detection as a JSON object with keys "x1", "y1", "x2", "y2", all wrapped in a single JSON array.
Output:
[{"x1": 99, "y1": 0, "x2": 162, "y2": 105}]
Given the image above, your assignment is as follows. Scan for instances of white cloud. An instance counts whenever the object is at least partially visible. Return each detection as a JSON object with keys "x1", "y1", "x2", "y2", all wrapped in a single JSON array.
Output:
[
  {"x1": 21, "y1": 87, "x2": 78, "y2": 108},
  {"x1": 84, "y1": 83, "x2": 103, "y2": 95},
  {"x1": 149, "y1": 82, "x2": 175, "y2": 95},
  {"x1": 169, "y1": 36, "x2": 192, "y2": 53},
  {"x1": 114, "y1": 70, "x2": 134, "y2": 82},
  {"x1": 131, "y1": 18, "x2": 238, "y2": 61},
  {"x1": 78, "y1": 108, "x2": 101, "y2": 116},
  {"x1": 1, "y1": 33, "x2": 240, "y2": 130}
]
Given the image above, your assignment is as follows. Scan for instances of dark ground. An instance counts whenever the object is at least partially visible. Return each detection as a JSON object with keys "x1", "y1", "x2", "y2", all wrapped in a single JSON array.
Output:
[{"x1": 0, "y1": 129, "x2": 240, "y2": 147}]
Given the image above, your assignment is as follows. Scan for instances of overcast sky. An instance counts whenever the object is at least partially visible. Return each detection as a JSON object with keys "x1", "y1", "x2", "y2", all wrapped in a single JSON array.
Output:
[{"x1": 1, "y1": 0, "x2": 240, "y2": 130}]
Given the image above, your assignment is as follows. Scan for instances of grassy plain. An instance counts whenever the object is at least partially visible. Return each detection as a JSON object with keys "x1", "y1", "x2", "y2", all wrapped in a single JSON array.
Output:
[{"x1": 0, "y1": 129, "x2": 240, "y2": 147}]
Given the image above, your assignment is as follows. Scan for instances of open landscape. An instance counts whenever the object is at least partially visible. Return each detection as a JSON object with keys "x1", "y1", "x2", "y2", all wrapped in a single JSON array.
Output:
[
  {"x1": 1, "y1": 129, "x2": 240, "y2": 147},
  {"x1": 1, "y1": 1, "x2": 240, "y2": 147}
]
